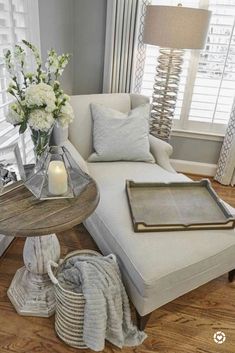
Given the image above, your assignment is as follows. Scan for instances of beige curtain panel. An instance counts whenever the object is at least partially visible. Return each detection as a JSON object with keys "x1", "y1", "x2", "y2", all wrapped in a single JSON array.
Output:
[{"x1": 103, "y1": 0, "x2": 139, "y2": 93}]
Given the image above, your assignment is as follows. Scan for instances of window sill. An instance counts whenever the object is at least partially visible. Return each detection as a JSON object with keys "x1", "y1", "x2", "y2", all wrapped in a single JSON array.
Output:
[{"x1": 171, "y1": 129, "x2": 224, "y2": 142}]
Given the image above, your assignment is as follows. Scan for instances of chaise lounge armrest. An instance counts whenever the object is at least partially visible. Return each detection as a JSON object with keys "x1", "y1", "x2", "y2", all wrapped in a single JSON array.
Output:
[
  {"x1": 62, "y1": 137, "x2": 175, "y2": 174},
  {"x1": 149, "y1": 134, "x2": 176, "y2": 173}
]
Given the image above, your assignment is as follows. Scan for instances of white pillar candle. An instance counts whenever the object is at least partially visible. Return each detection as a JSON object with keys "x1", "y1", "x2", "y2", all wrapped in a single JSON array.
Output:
[{"x1": 48, "y1": 161, "x2": 68, "y2": 195}]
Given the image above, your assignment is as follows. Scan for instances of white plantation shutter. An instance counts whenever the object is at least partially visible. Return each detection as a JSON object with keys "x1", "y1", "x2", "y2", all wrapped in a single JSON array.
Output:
[
  {"x1": 0, "y1": 0, "x2": 40, "y2": 163},
  {"x1": 187, "y1": 0, "x2": 235, "y2": 133},
  {"x1": 0, "y1": 64, "x2": 14, "y2": 143},
  {"x1": 139, "y1": 0, "x2": 235, "y2": 135}
]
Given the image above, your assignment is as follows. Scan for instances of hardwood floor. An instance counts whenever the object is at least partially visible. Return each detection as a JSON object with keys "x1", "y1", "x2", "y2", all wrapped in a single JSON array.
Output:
[{"x1": 0, "y1": 175, "x2": 234, "y2": 353}]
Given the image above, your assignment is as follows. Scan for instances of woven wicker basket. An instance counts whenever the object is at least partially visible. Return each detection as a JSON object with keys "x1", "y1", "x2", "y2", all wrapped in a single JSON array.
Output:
[{"x1": 48, "y1": 249, "x2": 101, "y2": 349}]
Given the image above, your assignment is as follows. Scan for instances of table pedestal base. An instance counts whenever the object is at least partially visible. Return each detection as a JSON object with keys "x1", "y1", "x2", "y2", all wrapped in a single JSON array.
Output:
[
  {"x1": 8, "y1": 267, "x2": 56, "y2": 317},
  {"x1": 7, "y1": 234, "x2": 60, "y2": 317}
]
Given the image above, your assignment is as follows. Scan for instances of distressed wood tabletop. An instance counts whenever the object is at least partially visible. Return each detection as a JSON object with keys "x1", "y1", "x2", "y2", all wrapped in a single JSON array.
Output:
[{"x1": 0, "y1": 181, "x2": 99, "y2": 237}]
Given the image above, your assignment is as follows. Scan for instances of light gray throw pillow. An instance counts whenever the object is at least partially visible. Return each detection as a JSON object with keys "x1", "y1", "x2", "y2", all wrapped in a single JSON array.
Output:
[{"x1": 88, "y1": 103, "x2": 155, "y2": 163}]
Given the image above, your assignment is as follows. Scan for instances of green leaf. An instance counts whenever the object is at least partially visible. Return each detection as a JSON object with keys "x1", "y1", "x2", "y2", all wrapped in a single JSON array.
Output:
[{"x1": 19, "y1": 121, "x2": 27, "y2": 134}]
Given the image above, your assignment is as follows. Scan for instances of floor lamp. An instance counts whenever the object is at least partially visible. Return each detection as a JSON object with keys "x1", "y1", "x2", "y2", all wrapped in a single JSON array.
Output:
[{"x1": 143, "y1": 5, "x2": 211, "y2": 141}]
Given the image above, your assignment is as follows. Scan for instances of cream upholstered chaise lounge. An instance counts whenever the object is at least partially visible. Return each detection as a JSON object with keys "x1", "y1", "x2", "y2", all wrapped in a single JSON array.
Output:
[{"x1": 53, "y1": 93, "x2": 235, "y2": 330}]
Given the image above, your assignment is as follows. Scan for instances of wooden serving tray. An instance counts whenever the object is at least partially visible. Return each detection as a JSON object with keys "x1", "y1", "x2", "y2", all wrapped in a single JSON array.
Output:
[{"x1": 126, "y1": 179, "x2": 235, "y2": 232}]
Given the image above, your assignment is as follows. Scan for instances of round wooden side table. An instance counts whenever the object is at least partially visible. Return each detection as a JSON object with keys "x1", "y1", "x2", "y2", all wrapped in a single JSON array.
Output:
[{"x1": 0, "y1": 180, "x2": 99, "y2": 317}]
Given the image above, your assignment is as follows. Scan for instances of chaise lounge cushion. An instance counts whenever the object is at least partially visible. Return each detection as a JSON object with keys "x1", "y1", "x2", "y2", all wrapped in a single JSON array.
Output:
[{"x1": 85, "y1": 161, "x2": 235, "y2": 315}]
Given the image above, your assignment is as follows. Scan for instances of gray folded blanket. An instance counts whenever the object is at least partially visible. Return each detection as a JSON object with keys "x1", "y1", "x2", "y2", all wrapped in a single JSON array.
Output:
[{"x1": 58, "y1": 253, "x2": 147, "y2": 351}]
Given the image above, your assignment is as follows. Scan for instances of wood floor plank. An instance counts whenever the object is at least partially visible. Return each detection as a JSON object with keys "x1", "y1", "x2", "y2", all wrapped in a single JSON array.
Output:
[{"x1": 0, "y1": 175, "x2": 234, "y2": 352}]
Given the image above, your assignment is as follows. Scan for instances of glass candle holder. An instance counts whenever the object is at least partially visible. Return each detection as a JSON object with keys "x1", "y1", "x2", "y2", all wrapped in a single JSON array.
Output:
[{"x1": 24, "y1": 146, "x2": 91, "y2": 200}]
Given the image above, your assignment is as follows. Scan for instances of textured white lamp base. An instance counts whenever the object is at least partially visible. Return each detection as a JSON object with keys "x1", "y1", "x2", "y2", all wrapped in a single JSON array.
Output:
[
  {"x1": 7, "y1": 234, "x2": 60, "y2": 317},
  {"x1": 150, "y1": 48, "x2": 184, "y2": 141}
]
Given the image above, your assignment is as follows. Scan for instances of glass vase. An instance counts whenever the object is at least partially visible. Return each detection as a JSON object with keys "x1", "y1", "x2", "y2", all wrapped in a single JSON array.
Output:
[{"x1": 30, "y1": 125, "x2": 54, "y2": 167}]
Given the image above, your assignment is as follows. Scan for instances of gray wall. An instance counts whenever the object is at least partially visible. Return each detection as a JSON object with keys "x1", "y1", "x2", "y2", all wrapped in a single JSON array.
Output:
[
  {"x1": 171, "y1": 136, "x2": 222, "y2": 164},
  {"x1": 38, "y1": 0, "x2": 75, "y2": 95},
  {"x1": 38, "y1": 0, "x2": 106, "y2": 95},
  {"x1": 74, "y1": 0, "x2": 106, "y2": 94},
  {"x1": 38, "y1": 0, "x2": 222, "y2": 165}
]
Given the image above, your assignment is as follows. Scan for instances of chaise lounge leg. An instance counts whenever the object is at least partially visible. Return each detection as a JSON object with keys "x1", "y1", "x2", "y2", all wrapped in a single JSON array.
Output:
[
  {"x1": 228, "y1": 269, "x2": 235, "y2": 282},
  {"x1": 136, "y1": 311, "x2": 151, "y2": 331}
]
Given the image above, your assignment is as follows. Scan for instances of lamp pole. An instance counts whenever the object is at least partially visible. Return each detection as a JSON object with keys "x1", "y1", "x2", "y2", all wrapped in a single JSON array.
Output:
[{"x1": 150, "y1": 48, "x2": 183, "y2": 141}]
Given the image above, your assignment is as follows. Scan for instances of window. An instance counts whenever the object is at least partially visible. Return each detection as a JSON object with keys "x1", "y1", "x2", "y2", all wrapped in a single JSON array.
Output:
[
  {"x1": 0, "y1": 0, "x2": 40, "y2": 163},
  {"x1": 139, "y1": 0, "x2": 235, "y2": 135}
]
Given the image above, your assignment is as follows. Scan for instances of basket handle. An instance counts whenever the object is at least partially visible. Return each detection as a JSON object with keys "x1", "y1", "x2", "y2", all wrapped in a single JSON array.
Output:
[{"x1": 47, "y1": 260, "x2": 59, "y2": 285}]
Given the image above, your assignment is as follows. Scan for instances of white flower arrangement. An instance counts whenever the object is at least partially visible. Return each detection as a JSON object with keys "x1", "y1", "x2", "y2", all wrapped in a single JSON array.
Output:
[
  {"x1": 4, "y1": 41, "x2": 74, "y2": 157},
  {"x1": 28, "y1": 109, "x2": 55, "y2": 132},
  {"x1": 7, "y1": 102, "x2": 24, "y2": 125},
  {"x1": 25, "y1": 82, "x2": 56, "y2": 113},
  {"x1": 57, "y1": 101, "x2": 74, "y2": 127}
]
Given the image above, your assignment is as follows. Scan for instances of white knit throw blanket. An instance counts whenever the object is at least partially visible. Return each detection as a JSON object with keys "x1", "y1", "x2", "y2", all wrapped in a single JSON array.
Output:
[{"x1": 58, "y1": 254, "x2": 147, "y2": 351}]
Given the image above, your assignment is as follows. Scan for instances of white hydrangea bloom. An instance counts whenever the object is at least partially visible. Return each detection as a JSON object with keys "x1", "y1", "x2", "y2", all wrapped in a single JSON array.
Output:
[
  {"x1": 57, "y1": 102, "x2": 74, "y2": 127},
  {"x1": 6, "y1": 102, "x2": 24, "y2": 125},
  {"x1": 25, "y1": 83, "x2": 56, "y2": 113},
  {"x1": 28, "y1": 109, "x2": 55, "y2": 132}
]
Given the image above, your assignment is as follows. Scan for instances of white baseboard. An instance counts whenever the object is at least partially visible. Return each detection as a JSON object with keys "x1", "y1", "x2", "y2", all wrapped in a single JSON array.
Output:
[
  {"x1": 170, "y1": 159, "x2": 217, "y2": 177},
  {"x1": 0, "y1": 235, "x2": 14, "y2": 257}
]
